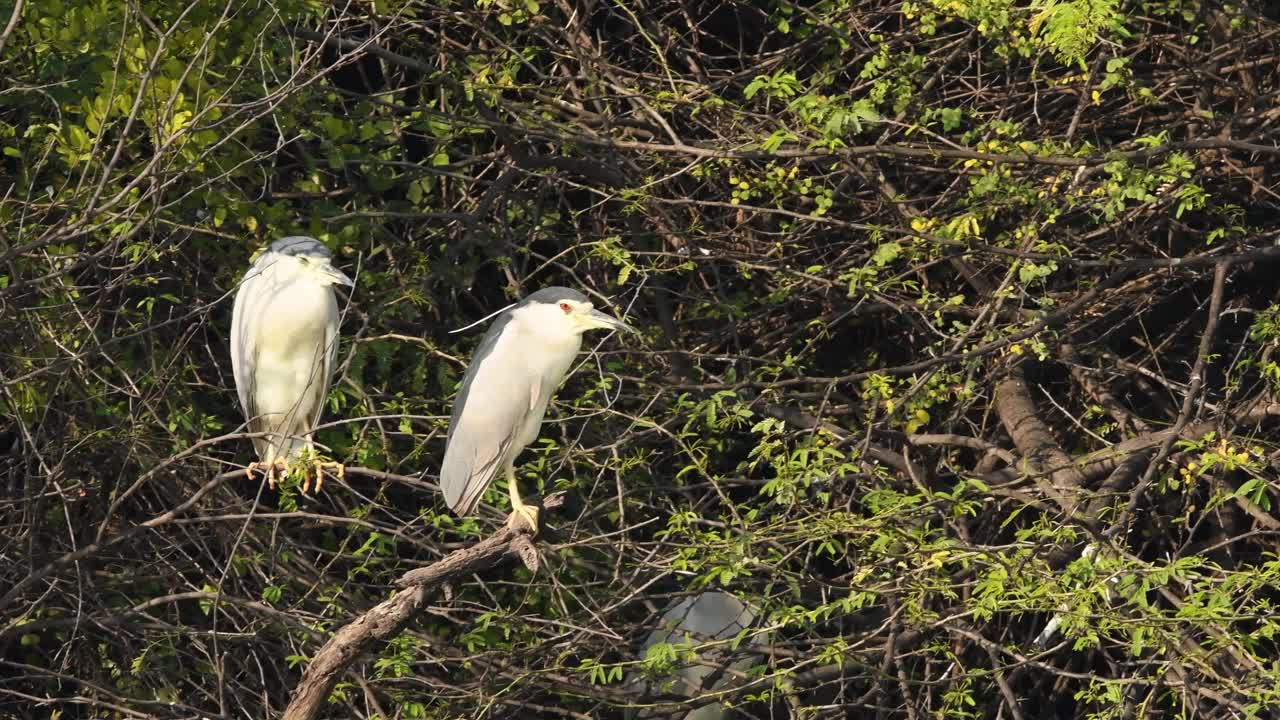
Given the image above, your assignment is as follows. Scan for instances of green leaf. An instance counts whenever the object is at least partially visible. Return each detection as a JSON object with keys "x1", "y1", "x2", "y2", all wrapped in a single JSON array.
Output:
[
  {"x1": 263, "y1": 584, "x2": 283, "y2": 604},
  {"x1": 873, "y1": 242, "x2": 901, "y2": 266},
  {"x1": 761, "y1": 129, "x2": 798, "y2": 152},
  {"x1": 938, "y1": 107, "x2": 963, "y2": 132},
  {"x1": 199, "y1": 584, "x2": 218, "y2": 615},
  {"x1": 67, "y1": 125, "x2": 89, "y2": 151}
]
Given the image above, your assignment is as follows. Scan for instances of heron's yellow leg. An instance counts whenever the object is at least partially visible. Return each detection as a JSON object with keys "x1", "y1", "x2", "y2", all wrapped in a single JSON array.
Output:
[
  {"x1": 506, "y1": 465, "x2": 539, "y2": 533},
  {"x1": 308, "y1": 461, "x2": 344, "y2": 494}
]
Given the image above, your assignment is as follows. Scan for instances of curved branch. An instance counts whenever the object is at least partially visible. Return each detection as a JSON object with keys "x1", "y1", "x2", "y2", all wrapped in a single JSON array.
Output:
[{"x1": 282, "y1": 494, "x2": 563, "y2": 720}]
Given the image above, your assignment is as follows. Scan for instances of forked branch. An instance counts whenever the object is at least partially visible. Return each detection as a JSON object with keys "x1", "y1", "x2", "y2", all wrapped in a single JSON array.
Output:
[{"x1": 282, "y1": 494, "x2": 563, "y2": 720}]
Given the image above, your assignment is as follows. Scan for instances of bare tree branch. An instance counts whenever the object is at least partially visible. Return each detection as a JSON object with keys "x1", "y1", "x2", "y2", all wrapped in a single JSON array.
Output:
[{"x1": 282, "y1": 495, "x2": 564, "y2": 720}]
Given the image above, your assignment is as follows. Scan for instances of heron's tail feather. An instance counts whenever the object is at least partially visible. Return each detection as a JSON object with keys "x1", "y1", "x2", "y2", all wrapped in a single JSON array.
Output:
[{"x1": 440, "y1": 442, "x2": 508, "y2": 515}]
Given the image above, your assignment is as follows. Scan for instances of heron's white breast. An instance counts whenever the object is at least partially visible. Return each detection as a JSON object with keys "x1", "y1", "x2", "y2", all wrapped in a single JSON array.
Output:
[
  {"x1": 512, "y1": 321, "x2": 582, "y2": 446},
  {"x1": 462, "y1": 318, "x2": 583, "y2": 456},
  {"x1": 250, "y1": 279, "x2": 336, "y2": 416}
]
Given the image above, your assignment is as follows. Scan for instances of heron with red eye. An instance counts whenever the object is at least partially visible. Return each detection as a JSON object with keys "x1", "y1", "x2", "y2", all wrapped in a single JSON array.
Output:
[{"x1": 440, "y1": 286, "x2": 637, "y2": 533}]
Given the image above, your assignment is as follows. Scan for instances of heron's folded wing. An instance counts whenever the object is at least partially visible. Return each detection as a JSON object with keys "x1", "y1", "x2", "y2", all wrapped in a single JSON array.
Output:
[
  {"x1": 441, "y1": 419, "x2": 518, "y2": 515},
  {"x1": 440, "y1": 316, "x2": 529, "y2": 515},
  {"x1": 230, "y1": 266, "x2": 262, "y2": 428}
]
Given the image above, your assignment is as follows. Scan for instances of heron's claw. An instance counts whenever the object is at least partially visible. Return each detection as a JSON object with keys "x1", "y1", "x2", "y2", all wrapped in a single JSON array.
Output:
[
  {"x1": 246, "y1": 458, "x2": 288, "y2": 488},
  {"x1": 508, "y1": 502, "x2": 540, "y2": 535},
  {"x1": 307, "y1": 461, "x2": 344, "y2": 494},
  {"x1": 267, "y1": 457, "x2": 287, "y2": 488}
]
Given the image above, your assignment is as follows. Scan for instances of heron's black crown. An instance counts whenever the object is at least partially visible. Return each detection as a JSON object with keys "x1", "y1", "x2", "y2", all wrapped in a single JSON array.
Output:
[
  {"x1": 518, "y1": 286, "x2": 587, "y2": 307},
  {"x1": 270, "y1": 236, "x2": 333, "y2": 259}
]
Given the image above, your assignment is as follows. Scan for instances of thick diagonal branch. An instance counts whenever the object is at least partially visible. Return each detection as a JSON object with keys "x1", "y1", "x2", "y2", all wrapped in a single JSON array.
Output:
[
  {"x1": 994, "y1": 364, "x2": 1089, "y2": 513},
  {"x1": 282, "y1": 496, "x2": 562, "y2": 720}
]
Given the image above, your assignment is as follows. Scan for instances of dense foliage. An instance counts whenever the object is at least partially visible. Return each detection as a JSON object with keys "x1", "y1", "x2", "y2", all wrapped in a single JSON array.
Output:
[{"x1": 3, "y1": 0, "x2": 1280, "y2": 718}]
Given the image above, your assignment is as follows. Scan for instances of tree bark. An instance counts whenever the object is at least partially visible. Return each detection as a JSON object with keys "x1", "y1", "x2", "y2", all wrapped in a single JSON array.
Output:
[
  {"x1": 283, "y1": 496, "x2": 560, "y2": 720},
  {"x1": 993, "y1": 364, "x2": 1092, "y2": 513}
]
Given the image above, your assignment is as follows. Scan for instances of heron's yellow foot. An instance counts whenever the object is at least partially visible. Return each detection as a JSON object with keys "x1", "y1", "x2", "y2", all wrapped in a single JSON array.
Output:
[
  {"x1": 267, "y1": 456, "x2": 288, "y2": 488},
  {"x1": 246, "y1": 458, "x2": 287, "y2": 487},
  {"x1": 306, "y1": 461, "x2": 345, "y2": 494},
  {"x1": 506, "y1": 470, "x2": 539, "y2": 533},
  {"x1": 508, "y1": 490, "x2": 540, "y2": 534},
  {"x1": 509, "y1": 502, "x2": 540, "y2": 533}
]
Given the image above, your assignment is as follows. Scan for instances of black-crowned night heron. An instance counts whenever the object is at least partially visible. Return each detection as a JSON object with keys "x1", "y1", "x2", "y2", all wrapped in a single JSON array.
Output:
[
  {"x1": 627, "y1": 592, "x2": 765, "y2": 720},
  {"x1": 231, "y1": 236, "x2": 354, "y2": 493},
  {"x1": 441, "y1": 286, "x2": 634, "y2": 530},
  {"x1": 1034, "y1": 542, "x2": 1112, "y2": 648}
]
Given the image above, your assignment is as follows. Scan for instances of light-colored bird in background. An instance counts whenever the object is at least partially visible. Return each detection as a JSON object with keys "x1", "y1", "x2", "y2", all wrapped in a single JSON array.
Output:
[
  {"x1": 627, "y1": 591, "x2": 766, "y2": 720},
  {"x1": 441, "y1": 286, "x2": 634, "y2": 530},
  {"x1": 231, "y1": 236, "x2": 354, "y2": 493}
]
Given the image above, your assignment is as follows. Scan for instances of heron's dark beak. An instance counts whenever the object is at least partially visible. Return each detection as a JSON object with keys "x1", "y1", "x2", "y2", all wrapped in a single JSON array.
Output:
[
  {"x1": 586, "y1": 308, "x2": 636, "y2": 334},
  {"x1": 324, "y1": 264, "x2": 355, "y2": 288}
]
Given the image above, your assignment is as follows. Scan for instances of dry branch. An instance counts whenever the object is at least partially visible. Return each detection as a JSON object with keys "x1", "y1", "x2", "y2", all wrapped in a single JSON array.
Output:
[
  {"x1": 282, "y1": 494, "x2": 563, "y2": 720},
  {"x1": 994, "y1": 364, "x2": 1089, "y2": 513}
]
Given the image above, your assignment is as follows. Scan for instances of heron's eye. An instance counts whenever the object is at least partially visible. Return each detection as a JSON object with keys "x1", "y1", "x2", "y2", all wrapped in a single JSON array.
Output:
[{"x1": 559, "y1": 302, "x2": 571, "y2": 313}]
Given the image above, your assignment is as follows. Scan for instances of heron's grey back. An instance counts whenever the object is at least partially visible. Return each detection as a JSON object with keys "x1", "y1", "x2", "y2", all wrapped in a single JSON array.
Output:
[{"x1": 440, "y1": 310, "x2": 527, "y2": 513}]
